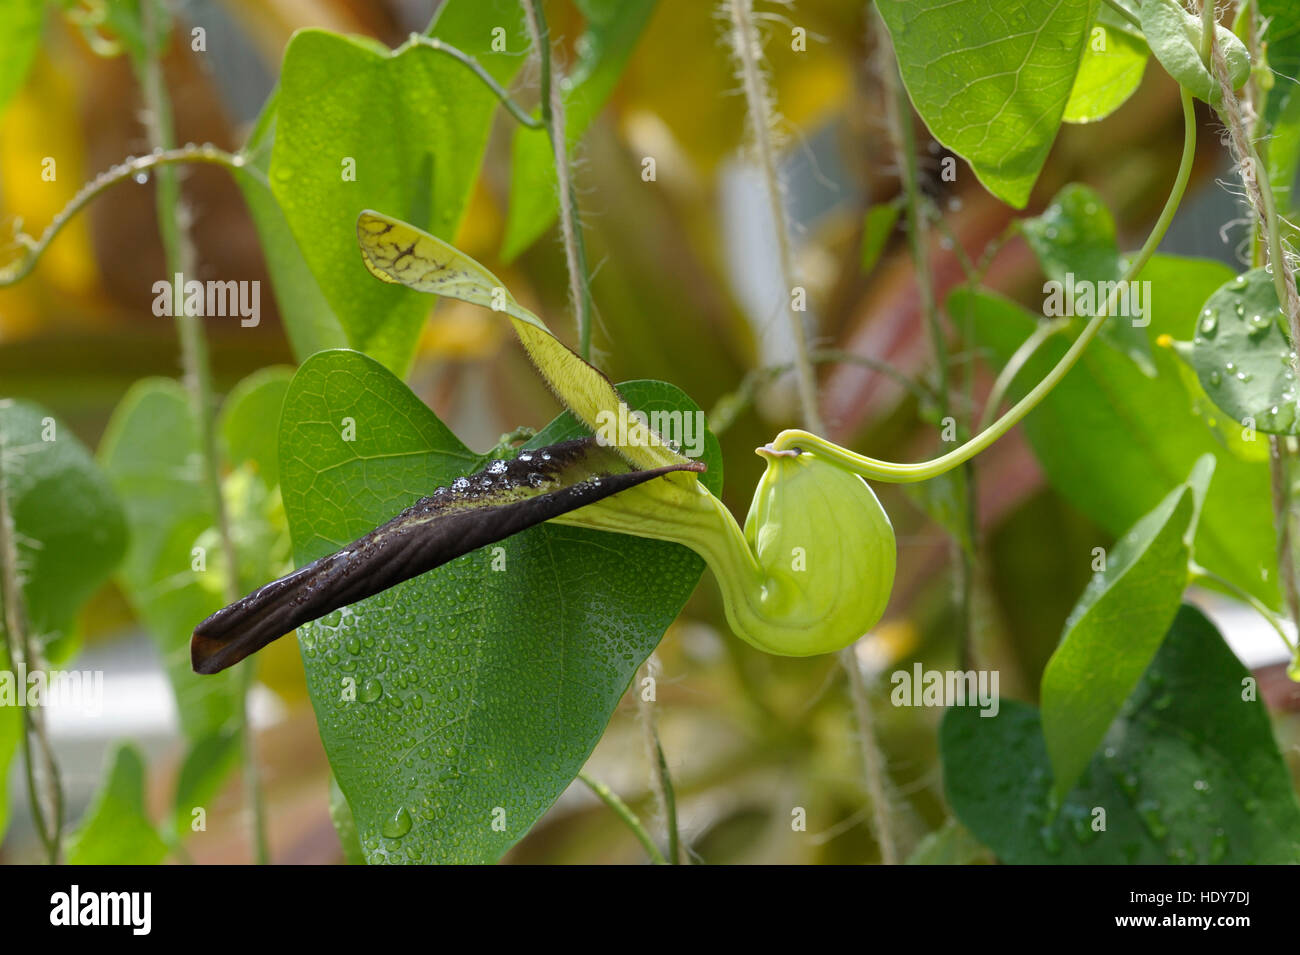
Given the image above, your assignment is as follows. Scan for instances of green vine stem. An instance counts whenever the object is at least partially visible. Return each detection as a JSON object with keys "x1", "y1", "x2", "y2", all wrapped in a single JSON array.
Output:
[
  {"x1": 521, "y1": 0, "x2": 595, "y2": 360},
  {"x1": 1199, "y1": 0, "x2": 1216, "y2": 64},
  {"x1": 771, "y1": 87, "x2": 1199, "y2": 482},
  {"x1": 577, "y1": 771, "x2": 668, "y2": 864},
  {"x1": 1189, "y1": 562, "x2": 1297, "y2": 653},
  {"x1": 976, "y1": 319, "x2": 1070, "y2": 432},
  {"x1": 135, "y1": 1, "x2": 268, "y2": 865},
  {"x1": 0, "y1": 421, "x2": 64, "y2": 864},
  {"x1": 0, "y1": 146, "x2": 254, "y2": 287},
  {"x1": 875, "y1": 3, "x2": 978, "y2": 672},
  {"x1": 1102, "y1": 0, "x2": 1142, "y2": 28},
  {"x1": 399, "y1": 34, "x2": 543, "y2": 130}
]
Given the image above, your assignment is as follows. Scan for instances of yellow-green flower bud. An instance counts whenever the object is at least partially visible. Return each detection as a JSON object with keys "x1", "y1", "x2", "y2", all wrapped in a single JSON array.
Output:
[{"x1": 734, "y1": 446, "x2": 896, "y2": 655}]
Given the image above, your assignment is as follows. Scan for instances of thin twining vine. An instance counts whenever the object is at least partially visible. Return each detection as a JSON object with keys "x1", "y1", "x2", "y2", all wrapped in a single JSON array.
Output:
[
  {"x1": 0, "y1": 420, "x2": 64, "y2": 865},
  {"x1": 0, "y1": 146, "x2": 252, "y2": 287},
  {"x1": 769, "y1": 88, "x2": 1198, "y2": 481},
  {"x1": 0, "y1": 28, "x2": 563, "y2": 290},
  {"x1": 578, "y1": 771, "x2": 668, "y2": 864}
]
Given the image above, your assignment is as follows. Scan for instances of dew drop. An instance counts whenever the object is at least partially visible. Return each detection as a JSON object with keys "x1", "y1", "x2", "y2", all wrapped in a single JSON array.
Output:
[
  {"x1": 1137, "y1": 799, "x2": 1168, "y2": 839},
  {"x1": 1199, "y1": 310, "x2": 1218, "y2": 334},
  {"x1": 382, "y1": 806, "x2": 412, "y2": 839},
  {"x1": 360, "y1": 678, "x2": 383, "y2": 703}
]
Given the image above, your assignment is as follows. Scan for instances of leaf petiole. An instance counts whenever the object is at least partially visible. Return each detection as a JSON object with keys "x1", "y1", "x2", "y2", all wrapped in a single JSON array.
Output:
[{"x1": 1189, "y1": 561, "x2": 1297, "y2": 654}]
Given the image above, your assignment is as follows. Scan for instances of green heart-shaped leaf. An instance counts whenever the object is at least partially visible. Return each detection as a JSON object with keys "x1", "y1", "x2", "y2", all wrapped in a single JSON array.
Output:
[
  {"x1": 945, "y1": 604, "x2": 1300, "y2": 863},
  {"x1": 100, "y1": 379, "x2": 244, "y2": 741},
  {"x1": 1041, "y1": 455, "x2": 1212, "y2": 799},
  {"x1": 66, "y1": 744, "x2": 168, "y2": 865},
  {"x1": 268, "y1": 1, "x2": 527, "y2": 375},
  {"x1": 1186, "y1": 267, "x2": 1299, "y2": 436},
  {"x1": 1, "y1": 400, "x2": 126, "y2": 654},
  {"x1": 1064, "y1": 4, "x2": 1149, "y2": 123},
  {"x1": 278, "y1": 349, "x2": 721, "y2": 863},
  {"x1": 101, "y1": 371, "x2": 294, "y2": 835},
  {"x1": 875, "y1": 0, "x2": 1097, "y2": 208}
]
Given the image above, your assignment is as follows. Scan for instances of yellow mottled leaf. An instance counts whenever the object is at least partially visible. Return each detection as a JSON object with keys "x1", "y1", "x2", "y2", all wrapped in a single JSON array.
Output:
[{"x1": 356, "y1": 209, "x2": 688, "y2": 472}]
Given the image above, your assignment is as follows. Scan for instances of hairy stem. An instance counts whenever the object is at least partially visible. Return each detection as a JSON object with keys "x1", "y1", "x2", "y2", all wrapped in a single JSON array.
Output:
[
  {"x1": 522, "y1": 0, "x2": 595, "y2": 360},
  {"x1": 839, "y1": 648, "x2": 898, "y2": 863},
  {"x1": 637, "y1": 657, "x2": 681, "y2": 863},
  {"x1": 578, "y1": 772, "x2": 669, "y2": 864},
  {"x1": 0, "y1": 146, "x2": 254, "y2": 287},
  {"x1": 135, "y1": 1, "x2": 268, "y2": 864},
  {"x1": 728, "y1": 0, "x2": 825, "y2": 434},
  {"x1": 1207, "y1": 6, "x2": 1300, "y2": 656}
]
